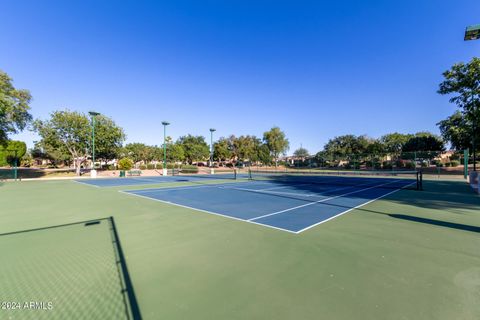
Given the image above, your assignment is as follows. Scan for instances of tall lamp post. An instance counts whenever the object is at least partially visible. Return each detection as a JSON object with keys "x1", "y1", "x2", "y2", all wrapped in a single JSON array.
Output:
[
  {"x1": 89, "y1": 111, "x2": 100, "y2": 178},
  {"x1": 464, "y1": 24, "x2": 480, "y2": 172},
  {"x1": 209, "y1": 128, "x2": 216, "y2": 174},
  {"x1": 162, "y1": 121, "x2": 170, "y2": 176}
]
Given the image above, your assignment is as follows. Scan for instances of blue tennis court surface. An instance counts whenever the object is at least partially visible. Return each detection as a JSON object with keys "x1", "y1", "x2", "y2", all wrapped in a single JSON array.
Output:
[
  {"x1": 122, "y1": 177, "x2": 415, "y2": 233},
  {"x1": 75, "y1": 173, "x2": 238, "y2": 187}
]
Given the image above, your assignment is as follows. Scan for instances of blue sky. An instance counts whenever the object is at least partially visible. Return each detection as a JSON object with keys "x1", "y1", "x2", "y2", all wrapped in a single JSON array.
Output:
[{"x1": 1, "y1": 0, "x2": 480, "y2": 154}]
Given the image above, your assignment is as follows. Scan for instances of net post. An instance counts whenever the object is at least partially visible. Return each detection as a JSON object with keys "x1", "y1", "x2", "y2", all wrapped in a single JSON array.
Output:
[
  {"x1": 414, "y1": 151, "x2": 417, "y2": 171},
  {"x1": 416, "y1": 171, "x2": 423, "y2": 190},
  {"x1": 416, "y1": 171, "x2": 419, "y2": 190}
]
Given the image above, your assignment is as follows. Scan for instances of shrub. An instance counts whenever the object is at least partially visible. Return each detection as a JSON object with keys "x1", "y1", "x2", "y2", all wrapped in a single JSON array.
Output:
[
  {"x1": 436, "y1": 162, "x2": 444, "y2": 167},
  {"x1": 181, "y1": 165, "x2": 199, "y2": 173},
  {"x1": 118, "y1": 158, "x2": 134, "y2": 170},
  {"x1": 382, "y1": 161, "x2": 393, "y2": 169},
  {"x1": 405, "y1": 161, "x2": 416, "y2": 169},
  {"x1": 450, "y1": 154, "x2": 460, "y2": 161},
  {"x1": 450, "y1": 160, "x2": 460, "y2": 167},
  {"x1": 395, "y1": 160, "x2": 405, "y2": 168},
  {"x1": 139, "y1": 164, "x2": 147, "y2": 170},
  {"x1": 146, "y1": 163, "x2": 156, "y2": 170},
  {"x1": 420, "y1": 161, "x2": 428, "y2": 168}
]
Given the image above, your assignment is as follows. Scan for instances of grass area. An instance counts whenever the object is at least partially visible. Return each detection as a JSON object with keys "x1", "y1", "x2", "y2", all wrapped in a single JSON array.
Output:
[{"x1": 0, "y1": 178, "x2": 479, "y2": 319}]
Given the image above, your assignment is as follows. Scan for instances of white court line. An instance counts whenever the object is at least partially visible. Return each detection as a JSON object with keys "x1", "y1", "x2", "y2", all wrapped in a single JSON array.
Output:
[
  {"x1": 72, "y1": 180, "x2": 101, "y2": 188},
  {"x1": 250, "y1": 183, "x2": 312, "y2": 191},
  {"x1": 295, "y1": 181, "x2": 416, "y2": 233},
  {"x1": 74, "y1": 177, "x2": 167, "y2": 188},
  {"x1": 223, "y1": 186, "x2": 332, "y2": 197},
  {"x1": 118, "y1": 190, "x2": 298, "y2": 234},
  {"x1": 249, "y1": 179, "x2": 405, "y2": 222}
]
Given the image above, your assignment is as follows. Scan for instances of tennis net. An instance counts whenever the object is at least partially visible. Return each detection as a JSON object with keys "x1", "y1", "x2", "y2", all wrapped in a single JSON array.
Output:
[
  {"x1": 173, "y1": 168, "x2": 238, "y2": 180},
  {"x1": 248, "y1": 169, "x2": 423, "y2": 190}
]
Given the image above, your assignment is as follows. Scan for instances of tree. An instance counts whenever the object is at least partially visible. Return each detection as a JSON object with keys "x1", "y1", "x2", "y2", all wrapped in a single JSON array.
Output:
[
  {"x1": 293, "y1": 147, "x2": 309, "y2": 158},
  {"x1": 0, "y1": 70, "x2": 33, "y2": 143},
  {"x1": 366, "y1": 140, "x2": 385, "y2": 155},
  {"x1": 213, "y1": 137, "x2": 232, "y2": 162},
  {"x1": 177, "y1": 135, "x2": 209, "y2": 164},
  {"x1": 402, "y1": 132, "x2": 445, "y2": 160},
  {"x1": 438, "y1": 57, "x2": 480, "y2": 118},
  {"x1": 32, "y1": 140, "x2": 71, "y2": 167},
  {"x1": 0, "y1": 140, "x2": 27, "y2": 166},
  {"x1": 167, "y1": 143, "x2": 185, "y2": 163},
  {"x1": 314, "y1": 151, "x2": 328, "y2": 167},
  {"x1": 256, "y1": 144, "x2": 272, "y2": 165},
  {"x1": 34, "y1": 110, "x2": 125, "y2": 175},
  {"x1": 380, "y1": 133, "x2": 412, "y2": 154},
  {"x1": 438, "y1": 57, "x2": 480, "y2": 169},
  {"x1": 323, "y1": 135, "x2": 370, "y2": 157},
  {"x1": 403, "y1": 133, "x2": 445, "y2": 152},
  {"x1": 225, "y1": 135, "x2": 239, "y2": 165},
  {"x1": 236, "y1": 135, "x2": 259, "y2": 163},
  {"x1": 263, "y1": 127, "x2": 289, "y2": 167},
  {"x1": 437, "y1": 111, "x2": 477, "y2": 151},
  {"x1": 123, "y1": 143, "x2": 151, "y2": 164},
  {"x1": 93, "y1": 116, "x2": 126, "y2": 161},
  {"x1": 248, "y1": 137, "x2": 264, "y2": 164}
]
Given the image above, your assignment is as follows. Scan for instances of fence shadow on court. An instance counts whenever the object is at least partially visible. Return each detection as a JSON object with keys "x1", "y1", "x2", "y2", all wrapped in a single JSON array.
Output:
[
  {"x1": 302, "y1": 193, "x2": 480, "y2": 235},
  {"x1": 282, "y1": 196, "x2": 480, "y2": 235},
  {"x1": 0, "y1": 217, "x2": 142, "y2": 319}
]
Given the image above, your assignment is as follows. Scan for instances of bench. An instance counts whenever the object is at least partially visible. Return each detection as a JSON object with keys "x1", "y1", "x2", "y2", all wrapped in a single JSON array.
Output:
[{"x1": 127, "y1": 170, "x2": 142, "y2": 177}]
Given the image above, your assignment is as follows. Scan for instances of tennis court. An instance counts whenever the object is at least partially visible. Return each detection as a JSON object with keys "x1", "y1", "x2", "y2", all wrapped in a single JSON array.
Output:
[
  {"x1": 122, "y1": 171, "x2": 419, "y2": 233},
  {"x1": 1, "y1": 174, "x2": 479, "y2": 319}
]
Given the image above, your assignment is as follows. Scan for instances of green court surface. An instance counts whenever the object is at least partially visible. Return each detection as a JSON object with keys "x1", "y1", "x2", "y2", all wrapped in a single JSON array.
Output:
[{"x1": 0, "y1": 178, "x2": 479, "y2": 319}]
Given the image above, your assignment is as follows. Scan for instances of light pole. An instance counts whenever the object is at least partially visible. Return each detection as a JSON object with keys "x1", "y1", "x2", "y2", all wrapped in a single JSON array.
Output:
[
  {"x1": 162, "y1": 121, "x2": 170, "y2": 176},
  {"x1": 89, "y1": 111, "x2": 100, "y2": 178},
  {"x1": 209, "y1": 128, "x2": 216, "y2": 174},
  {"x1": 464, "y1": 24, "x2": 480, "y2": 171}
]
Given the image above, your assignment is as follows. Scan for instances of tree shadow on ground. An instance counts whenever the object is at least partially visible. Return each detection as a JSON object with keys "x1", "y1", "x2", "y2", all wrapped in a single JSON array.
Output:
[
  {"x1": 388, "y1": 180, "x2": 480, "y2": 213},
  {"x1": 387, "y1": 214, "x2": 480, "y2": 234},
  {"x1": 0, "y1": 168, "x2": 81, "y2": 180},
  {"x1": 290, "y1": 198, "x2": 480, "y2": 235},
  {"x1": 0, "y1": 168, "x2": 47, "y2": 179}
]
